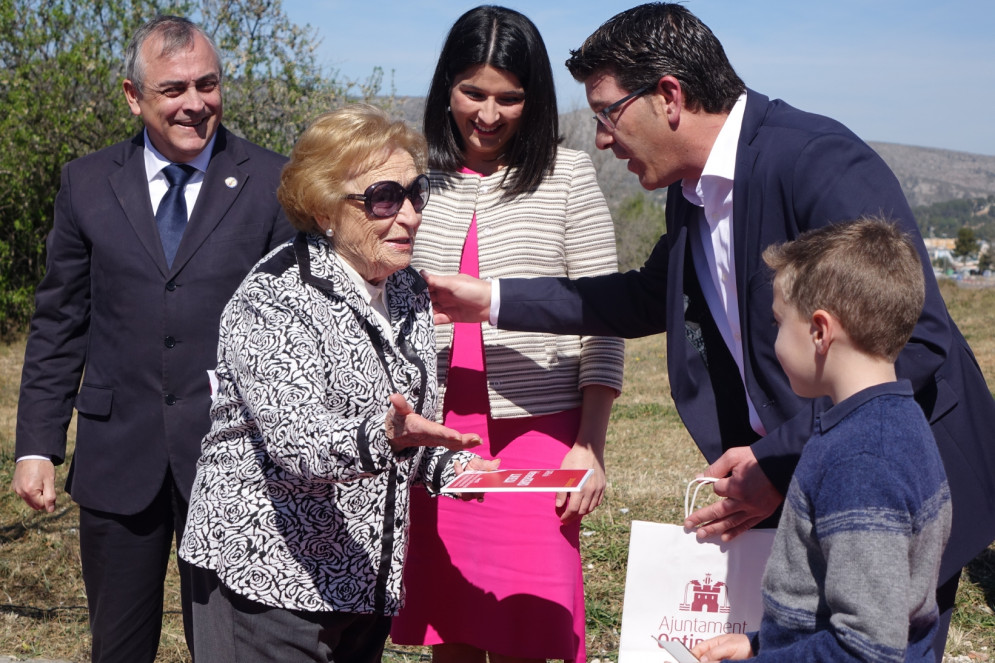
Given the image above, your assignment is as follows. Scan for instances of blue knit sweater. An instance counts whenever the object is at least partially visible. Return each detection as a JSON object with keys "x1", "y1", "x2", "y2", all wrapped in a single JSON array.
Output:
[{"x1": 752, "y1": 380, "x2": 951, "y2": 662}]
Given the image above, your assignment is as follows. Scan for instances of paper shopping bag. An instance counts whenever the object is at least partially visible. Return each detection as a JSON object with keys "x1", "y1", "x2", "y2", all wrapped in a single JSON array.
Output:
[{"x1": 617, "y1": 479, "x2": 776, "y2": 662}]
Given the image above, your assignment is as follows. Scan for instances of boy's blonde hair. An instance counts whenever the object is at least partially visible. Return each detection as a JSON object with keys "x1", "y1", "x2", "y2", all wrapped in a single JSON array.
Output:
[{"x1": 762, "y1": 218, "x2": 925, "y2": 362}]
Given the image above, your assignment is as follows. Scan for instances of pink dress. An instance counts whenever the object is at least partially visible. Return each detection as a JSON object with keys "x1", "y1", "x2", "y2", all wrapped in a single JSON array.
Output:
[{"x1": 391, "y1": 209, "x2": 586, "y2": 662}]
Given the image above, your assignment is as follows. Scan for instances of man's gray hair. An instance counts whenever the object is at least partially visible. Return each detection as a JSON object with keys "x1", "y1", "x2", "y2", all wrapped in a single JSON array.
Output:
[{"x1": 125, "y1": 15, "x2": 222, "y2": 93}]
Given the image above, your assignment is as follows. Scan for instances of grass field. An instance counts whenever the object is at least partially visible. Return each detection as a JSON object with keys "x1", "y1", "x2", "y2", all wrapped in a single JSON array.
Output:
[{"x1": 1, "y1": 278, "x2": 993, "y2": 662}]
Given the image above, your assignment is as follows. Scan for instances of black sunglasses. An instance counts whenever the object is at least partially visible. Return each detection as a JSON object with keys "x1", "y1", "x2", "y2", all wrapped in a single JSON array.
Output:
[{"x1": 345, "y1": 174, "x2": 431, "y2": 219}]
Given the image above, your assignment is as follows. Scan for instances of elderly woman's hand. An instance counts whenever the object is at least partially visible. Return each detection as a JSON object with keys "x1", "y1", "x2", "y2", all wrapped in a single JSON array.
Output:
[
  {"x1": 385, "y1": 393, "x2": 483, "y2": 452},
  {"x1": 451, "y1": 456, "x2": 501, "y2": 502},
  {"x1": 456, "y1": 457, "x2": 500, "y2": 474}
]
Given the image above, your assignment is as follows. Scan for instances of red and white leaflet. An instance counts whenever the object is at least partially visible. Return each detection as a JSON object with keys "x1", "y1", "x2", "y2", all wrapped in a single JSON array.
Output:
[{"x1": 441, "y1": 468, "x2": 594, "y2": 493}]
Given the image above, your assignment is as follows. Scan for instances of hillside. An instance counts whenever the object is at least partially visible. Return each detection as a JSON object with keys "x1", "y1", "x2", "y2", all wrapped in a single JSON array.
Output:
[
  {"x1": 395, "y1": 98, "x2": 995, "y2": 213},
  {"x1": 868, "y1": 142, "x2": 995, "y2": 208}
]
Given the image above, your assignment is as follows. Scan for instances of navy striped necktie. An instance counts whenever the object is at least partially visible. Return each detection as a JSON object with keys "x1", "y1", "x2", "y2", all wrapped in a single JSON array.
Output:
[{"x1": 156, "y1": 164, "x2": 197, "y2": 267}]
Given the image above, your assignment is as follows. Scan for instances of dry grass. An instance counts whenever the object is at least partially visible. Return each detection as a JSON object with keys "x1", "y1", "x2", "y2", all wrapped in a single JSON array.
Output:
[{"x1": 1, "y1": 280, "x2": 993, "y2": 662}]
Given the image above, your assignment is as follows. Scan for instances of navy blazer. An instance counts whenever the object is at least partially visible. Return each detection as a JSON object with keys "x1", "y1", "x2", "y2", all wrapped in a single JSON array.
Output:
[
  {"x1": 16, "y1": 126, "x2": 296, "y2": 515},
  {"x1": 499, "y1": 90, "x2": 995, "y2": 579}
]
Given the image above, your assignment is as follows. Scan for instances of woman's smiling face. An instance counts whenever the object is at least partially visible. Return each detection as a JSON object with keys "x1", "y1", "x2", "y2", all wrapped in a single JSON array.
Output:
[{"x1": 449, "y1": 64, "x2": 525, "y2": 174}]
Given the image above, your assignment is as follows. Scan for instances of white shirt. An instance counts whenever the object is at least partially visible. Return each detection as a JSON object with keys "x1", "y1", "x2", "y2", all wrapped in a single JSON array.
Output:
[
  {"x1": 339, "y1": 257, "x2": 391, "y2": 335},
  {"x1": 491, "y1": 94, "x2": 765, "y2": 437},
  {"x1": 144, "y1": 129, "x2": 214, "y2": 218},
  {"x1": 681, "y1": 93, "x2": 766, "y2": 437}
]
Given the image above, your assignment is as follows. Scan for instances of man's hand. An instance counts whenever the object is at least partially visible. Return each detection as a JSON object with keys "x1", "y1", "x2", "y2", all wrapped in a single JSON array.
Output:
[
  {"x1": 555, "y1": 444, "x2": 606, "y2": 524},
  {"x1": 421, "y1": 271, "x2": 492, "y2": 325},
  {"x1": 683, "y1": 446, "x2": 783, "y2": 541},
  {"x1": 385, "y1": 393, "x2": 482, "y2": 452},
  {"x1": 12, "y1": 458, "x2": 57, "y2": 513}
]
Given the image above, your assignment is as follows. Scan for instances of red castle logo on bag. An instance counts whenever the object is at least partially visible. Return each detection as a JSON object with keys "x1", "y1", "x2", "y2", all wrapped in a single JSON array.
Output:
[{"x1": 679, "y1": 573, "x2": 730, "y2": 613}]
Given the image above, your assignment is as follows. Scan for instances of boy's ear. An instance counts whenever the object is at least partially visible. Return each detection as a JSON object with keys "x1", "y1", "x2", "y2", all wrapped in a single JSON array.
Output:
[{"x1": 810, "y1": 309, "x2": 835, "y2": 355}]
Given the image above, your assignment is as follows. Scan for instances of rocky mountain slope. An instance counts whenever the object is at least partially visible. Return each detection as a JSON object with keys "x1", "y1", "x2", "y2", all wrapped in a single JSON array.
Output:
[{"x1": 395, "y1": 98, "x2": 995, "y2": 210}]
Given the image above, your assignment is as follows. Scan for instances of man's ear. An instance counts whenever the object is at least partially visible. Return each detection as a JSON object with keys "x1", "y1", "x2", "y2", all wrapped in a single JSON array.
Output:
[
  {"x1": 810, "y1": 309, "x2": 835, "y2": 355},
  {"x1": 122, "y1": 79, "x2": 142, "y2": 117},
  {"x1": 655, "y1": 75, "x2": 683, "y2": 126}
]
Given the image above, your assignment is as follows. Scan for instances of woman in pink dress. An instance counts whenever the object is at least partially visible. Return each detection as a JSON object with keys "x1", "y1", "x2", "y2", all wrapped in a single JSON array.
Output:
[{"x1": 390, "y1": 7, "x2": 624, "y2": 663}]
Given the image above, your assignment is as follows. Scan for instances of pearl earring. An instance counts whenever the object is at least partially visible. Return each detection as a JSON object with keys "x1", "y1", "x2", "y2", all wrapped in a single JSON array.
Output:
[{"x1": 325, "y1": 227, "x2": 334, "y2": 238}]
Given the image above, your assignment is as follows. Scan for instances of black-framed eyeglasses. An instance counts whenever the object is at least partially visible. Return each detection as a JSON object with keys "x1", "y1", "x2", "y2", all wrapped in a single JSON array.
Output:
[
  {"x1": 345, "y1": 174, "x2": 431, "y2": 218},
  {"x1": 593, "y1": 84, "x2": 653, "y2": 131}
]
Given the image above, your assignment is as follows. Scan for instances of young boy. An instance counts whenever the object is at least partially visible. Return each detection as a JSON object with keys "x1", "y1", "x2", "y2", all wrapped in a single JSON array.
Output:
[{"x1": 692, "y1": 218, "x2": 952, "y2": 663}]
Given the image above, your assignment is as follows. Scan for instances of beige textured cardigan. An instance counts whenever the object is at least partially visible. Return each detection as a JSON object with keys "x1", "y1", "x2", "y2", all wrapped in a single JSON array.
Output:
[{"x1": 413, "y1": 148, "x2": 625, "y2": 419}]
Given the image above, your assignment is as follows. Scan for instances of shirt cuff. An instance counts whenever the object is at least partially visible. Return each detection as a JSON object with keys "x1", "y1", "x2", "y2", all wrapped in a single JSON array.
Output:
[
  {"x1": 489, "y1": 278, "x2": 500, "y2": 327},
  {"x1": 17, "y1": 455, "x2": 53, "y2": 462}
]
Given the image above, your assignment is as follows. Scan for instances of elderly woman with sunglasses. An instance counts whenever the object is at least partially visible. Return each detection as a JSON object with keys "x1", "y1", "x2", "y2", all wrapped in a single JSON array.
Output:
[{"x1": 178, "y1": 105, "x2": 494, "y2": 663}]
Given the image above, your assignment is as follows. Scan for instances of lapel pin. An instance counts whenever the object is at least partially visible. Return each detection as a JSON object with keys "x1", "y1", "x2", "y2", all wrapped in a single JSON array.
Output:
[{"x1": 225, "y1": 177, "x2": 238, "y2": 189}]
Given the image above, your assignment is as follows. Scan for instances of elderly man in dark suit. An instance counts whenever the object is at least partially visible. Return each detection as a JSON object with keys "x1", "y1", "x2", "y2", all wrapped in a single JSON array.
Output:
[
  {"x1": 424, "y1": 4, "x2": 995, "y2": 659},
  {"x1": 12, "y1": 15, "x2": 294, "y2": 662}
]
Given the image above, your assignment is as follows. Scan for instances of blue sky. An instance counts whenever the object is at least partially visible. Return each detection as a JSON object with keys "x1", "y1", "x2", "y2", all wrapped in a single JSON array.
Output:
[{"x1": 281, "y1": 0, "x2": 995, "y2": 156}]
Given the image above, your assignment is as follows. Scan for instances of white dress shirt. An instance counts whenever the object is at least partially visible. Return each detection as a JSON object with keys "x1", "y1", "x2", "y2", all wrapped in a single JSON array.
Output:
[
  {"x1": 339, "y1": 258, "x2": 392, "y2": 335},
  {"x1": 681, "y1": 93, "x2": 766, "y2": 437},
  {"x1": 144, "y1": 129, "x2": 214, "y2": 218},
  {"x1": 491, "y1": 95, "x2": 765, "y2": 436}
]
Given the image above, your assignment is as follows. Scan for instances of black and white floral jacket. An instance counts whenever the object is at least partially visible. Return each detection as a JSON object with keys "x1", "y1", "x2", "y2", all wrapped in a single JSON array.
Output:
[{"x1": 179, "y1": 233, "x2": 474, "y2": 615}]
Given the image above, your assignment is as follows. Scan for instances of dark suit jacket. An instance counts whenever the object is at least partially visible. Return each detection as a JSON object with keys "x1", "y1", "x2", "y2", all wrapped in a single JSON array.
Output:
[
  {"x1": 499, "y1": 89, "x2": 995, "y2": 579},
  {"x1": 16, "y1": 126, "x2": 296, "y2": 515}
]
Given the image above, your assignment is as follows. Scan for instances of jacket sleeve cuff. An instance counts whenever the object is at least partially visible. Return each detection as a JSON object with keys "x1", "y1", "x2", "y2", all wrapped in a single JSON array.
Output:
[{"x1": 750, "y1": 398, "x2": 827, "y2": 495}]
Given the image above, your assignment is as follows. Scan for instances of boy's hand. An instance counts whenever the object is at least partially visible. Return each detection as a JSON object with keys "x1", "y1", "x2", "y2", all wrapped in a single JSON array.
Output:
[{"x1": 692, "y1": 633, "x2": 753, "y2": 661}]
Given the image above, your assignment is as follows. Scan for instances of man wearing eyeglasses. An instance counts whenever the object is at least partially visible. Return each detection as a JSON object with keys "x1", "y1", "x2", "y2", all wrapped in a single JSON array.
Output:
[
  {"x1": 12, "y1": 15, "x2": 294, "y2": 662},
  {"x1": 424, "y1": 4, "x2": 995, "y2": 659}
]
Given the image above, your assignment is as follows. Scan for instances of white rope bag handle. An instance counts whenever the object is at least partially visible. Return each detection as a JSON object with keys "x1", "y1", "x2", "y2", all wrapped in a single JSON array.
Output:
[{"x1": 684, "y1": 476, "x2": 720, "y2": 521}]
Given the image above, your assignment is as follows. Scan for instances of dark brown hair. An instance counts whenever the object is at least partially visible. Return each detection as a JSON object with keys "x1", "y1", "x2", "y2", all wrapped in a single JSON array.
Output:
[
  {"x1": 424, "y1": 5, "x2": 558, "y2": 197},
  {"x1": 566, "y1": 2, "x2": 744, "y2": 114}
]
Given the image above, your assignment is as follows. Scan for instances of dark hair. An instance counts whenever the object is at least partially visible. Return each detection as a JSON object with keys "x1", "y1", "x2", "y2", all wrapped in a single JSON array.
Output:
[
  {"x1": 125, "y1": 15, "x2": 222, "y2": 94},
  {"x1": 565, "y1": 3, "x2": 744, "y2": 114},
  {"x1": 424, "y1": 5, "x2": 558, "y2": 197}
]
